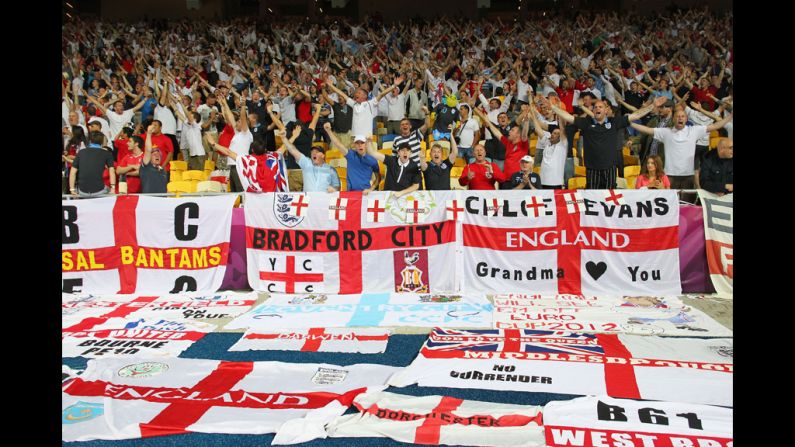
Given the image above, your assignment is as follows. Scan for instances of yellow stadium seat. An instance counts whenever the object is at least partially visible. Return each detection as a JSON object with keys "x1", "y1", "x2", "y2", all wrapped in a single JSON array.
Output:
[
  {"x1": 340, "y1": 178, "x2": 347, "y2": 192},
  {"x1": 622, "y1": 146, "x2": 631, "y2": 156},
  {"x1": 167, "y1": 180, "x2": 198, "y2": 193},
  {"x1": 451, "y1": 167, "x2": 464, "y2": 178},
  {"x1": 533, "y1": 166, "x2": 541, "y2": 174},
  {"x1": 624, "y1": 165, "x2": 641, "y2": 177},
  {"x1": 378, "y1": 148, "x2": 393, "y2": 156},
  {"x1": 203, "y1": 170, "x2": 213, "y2": 180},
  {"x1": 182, "y1": 170, "x2": 205, "y2": 181},
  {"x1": 335, "y1": 167, "x2": 347, "y2": 181},
  {"x1": 169, "y1": 170, "x2": 184, "y2": 182},
  {"x1": 710, "y1": 130, "x2": 719, "y2": 139},
  {"x1": 567, "y1": 177, "x2": 587, "y2": 190},
  {"x1": 376, "y1": 121, "x2": 385, "y2": 129},
  {"x1": 378, "y1": 162, "x2": 386, "y2": 176},
  {"x1": 420, "y1": 141, "x2": 427, "y2": 151},
  {"x1": 196, "y1": 180, "x2": 224, "y2": 193},
  {"x1": 382, "y1": 141, "x2": 393, "y2": 150},
  {"x1": 326, "y1": 149, "x2": 343, "y2": 160},
  {"x1": 623, "y1": 154, "x2": 639, "y2": 167},
  {"x1": 328, "y1": 158, "x2": 347, "y2": 168},
  {"x1": 626, "y1": 175, "x2": 638, "y2": 189},
  {"x1": 574, "y1": 166, "x2": 587, "y2": 177},
  {"x1": 453, "y1": 157, "x2": 466, "y2": 167},
  {"x1": 203, "y1": 160, "x2": 216, "y2": 171},
  {"x1": 169, "y1": 160, "x2": 188, "y2": 171}
]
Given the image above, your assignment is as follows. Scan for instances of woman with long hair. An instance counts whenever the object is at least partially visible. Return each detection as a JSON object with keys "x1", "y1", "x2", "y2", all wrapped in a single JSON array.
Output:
[{"x1": 635, "y1": 155, "x2": 670, "y2": 189}]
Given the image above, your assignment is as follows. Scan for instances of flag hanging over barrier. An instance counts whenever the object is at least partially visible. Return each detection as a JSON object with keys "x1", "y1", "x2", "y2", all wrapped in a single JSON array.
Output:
[
  {"x1": 697, "y1": 191, "x2": 733, "y2": 298},
  {"x1": 62, "y1": 195, "x2": 236, "y2": 295},
  {"x1": 544, "y1": 396, "x2": 732, "y2": 447},
  {"x1": 461, "y1": 190, "x2": 681, "y2": 296},
  {"x1": 326, "y1": 390, "x2": 545, "y2": 446},
  {"x1": 62, "y1": 358, "x2": 399, "y2": 443},
  {"x1": 492, "y1": 294, "x2": 732, "y2": 336},
  {"x1": 389, "y1": 328, "x2": 732, "y2": 407},
  {"x1": 224, "y1": 293, "x2": 493, "y2": 330},
  {"x1": 244, "y1": 191, "x2": 457, "y2": 294},
  {"x1": 229, "y1": 328, "x2": 390, "y2": 353}
]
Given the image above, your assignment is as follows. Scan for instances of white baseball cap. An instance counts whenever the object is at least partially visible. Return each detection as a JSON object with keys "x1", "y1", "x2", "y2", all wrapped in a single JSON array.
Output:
[
  {"x1": 353, "y1": 134, "x2": 368, "y2": 143},
  {"x1": 520, "y1": 155, "x2": 534, "y2": 163}
]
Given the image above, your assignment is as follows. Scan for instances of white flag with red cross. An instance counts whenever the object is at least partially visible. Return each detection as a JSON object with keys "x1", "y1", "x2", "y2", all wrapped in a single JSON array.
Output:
[
  {"x1": 697, "y1": 190, "x2": 733, "y2": 298},
  {"x1": 543, "y1": 396, "x2": 733, "y2": 447},
  {"x1": 245, "y1": 191, "x2": 457, "y2": 294},
  {"x1": 328, "y1": 197, "x2": 349, "y2": 221},
  {"x1": 230, "y1": 328, "x2": 391, "y2": 353},
  {"x1": 62, "y1": 357, "x2": 400, "y2": 443},
  {"x1": 603, "y1": 189, "x2": 627, "y2": 206},
  {"x1": 61, "y1": 195, "x2": 236, "y2": 295},
  {"x1": 445, "y1": 199, "x2": 465, "y2": 221},
  {"x1": 461, "y1": 190, "x2": 681, "y2": 296},
  {"x1": 327, "y1": 390, "x2": 545, "y2": 447},
  {"x1": 389, "y1": 328, "x2": 733, "y2": 407},
  {"x1": 288, "y1": 194, "x2": 310, "y2": 217}
]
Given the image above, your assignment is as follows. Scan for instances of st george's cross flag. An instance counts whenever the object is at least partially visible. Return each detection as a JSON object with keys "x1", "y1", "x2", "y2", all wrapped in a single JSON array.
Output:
[
  {"x1": 245, "y1": 191, "x2": 457, "y2": 294},
  {"x1": 62, "y1": 195, "x2": 236, "y2": 295},
  {"x1": 326, "y1": 390, "x2": 545, "y2": 446},
  {"x1": 389, "y1": 328, "x2": 733, "y2": 407},
  {"x1": 460, "y1": 190, "x2": 681, "y2": 296},
  {"x1": 229, "y1": 328, "x2": 390, "y2": 353},
  {"x1": 543, "y1": 396, "x2": 732, "y2": 447},
  {"x1": 697, "y1": 190, "x2": 733, "y2": 297},
  {"x1": 62, "y1": 357, "x2": 399, "y2": 443}
]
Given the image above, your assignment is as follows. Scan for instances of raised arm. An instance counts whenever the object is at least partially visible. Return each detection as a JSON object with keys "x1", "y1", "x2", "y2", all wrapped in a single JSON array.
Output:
[
  {"x1": 706, "y1": 113, "x2": 732, "y2": 133},
  {"x1": 205, "y1": 131, "x2": 238, "y2": 161},
  {"x1": 627, "y1": 96, "x2": 665, "y2": 122},
  {"x1": 308, "y1": 102, "x2": 322, "y2": 131},
  {"x1": 473, "y1": 106, "x2": 502, "y2": 136},
  {"x1": 143, "y1": 124, "x2": 154, "y2": 165},
  {"x1": 418, "y1": 105, "x2": 431, "y2": 133},
  {"x1": 323, "y1": 122, "x2": 348, "y2": 156},
  {"x1": 628, "y1": 121, "x2": 656, "y2": 136},
  {"x1": 376, "y1": 74, "x2": 405, "y2": 102},
  {"x1": 547, "y1": 96, "x2": 575, "y2": 124},
  {"x1": 86, "y1": 95, "x2": 109, "y2": 115},
  {"x1": 448, "y1": 124, "x2": 459, "y2": 164},
  {"x1": 281, "y1": 126, "x2": 304, "y2": 161},
  {"x1": 325, "y1": 78, "x2": 352, "y2": 104},
  {"x1": 217, "y1": 94, "x2": 236, "y2": 127},
  {"x1": 365, "y1": 139, "x2": 385, "y2": 162}
]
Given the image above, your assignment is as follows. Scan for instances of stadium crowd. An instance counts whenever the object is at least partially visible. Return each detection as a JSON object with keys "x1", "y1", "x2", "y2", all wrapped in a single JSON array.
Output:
[{"x1": 61, "y1": 7, "x2": 733, "y2": 198}]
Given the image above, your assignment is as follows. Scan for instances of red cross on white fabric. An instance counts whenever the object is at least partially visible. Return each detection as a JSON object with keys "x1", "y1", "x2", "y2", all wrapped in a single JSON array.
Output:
[
  {"x1": 366, "y1": 199, "x2": 385, "y2": 223},
  {"x1": 524, "y1": 195, "x2": 545, "y2": 218},
  {"x1": 259, "y1": 255, "x2": 324, "y2": 293},
  {"x1": 290, "y1": 195, "x2": 310, "y2": 216},
  {"x1": 406, "y1": 200, "x2": 424, "y2": 224},
  {"x1": 329, "y1": 197, "x2": 348, "y2": 221},
  {"x1": 61, "y1": 196, "x2": 229, "y2": 294},
  {"x1": 258, "y1": 192, "x2": 456, "y2": 294},
  {"x1": 605, "y1": 189, "x2": 625, "y2": 206},
  {"x1": 445, "y1": 199, "x2": 464, "y2": 221},
  {"x1": 63, "y1": 361, "x2": 367, "y2": 438},
  {"x1": 240, "y1": 157, "x2": 260, "y2": 191},
  {"x1": 488, "y1": 198, "x2": 501, "y2": 216},
  {"x1": 563, "y1": 191, "x2": 583, "y2": 214},
  {"x1": 462, "y1": 190, "x2": 678, "y2": 294}
]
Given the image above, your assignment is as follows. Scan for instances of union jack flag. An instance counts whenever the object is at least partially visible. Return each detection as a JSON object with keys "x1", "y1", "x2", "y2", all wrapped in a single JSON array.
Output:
[
  {"x1": 267, "y1": 153, "x2": 289, "y2": 192},
  {"x1": 424, "y1": 328, "x2": 605, "y2": 355}
]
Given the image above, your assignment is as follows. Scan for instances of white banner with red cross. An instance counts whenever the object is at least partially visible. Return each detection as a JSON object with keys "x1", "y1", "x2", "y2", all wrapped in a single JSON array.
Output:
[
  {"x1": 326, "y1": 390, "x2": 545, "y2": 447},
  {"x1": 544, "y1": 396, "x2": 732, "y2": 447},
  {"x1": 62, "y1": 195, "x2": 236, "y2": 295},
  {"x1": 461, "y1": 190, "x2": 681, "y2": 295},
  {"x1": 230, "y1": 328, "x2": 391, "y2": 353},
  {"x1": 62, "y1": 357, "x2": 399, "y2": 443},
  {"x1": 388, "y1": 328, "x2": 732, "y2": 407},
  {"x1": 491, "y1": 294, "x2": 732, "y2": 337},
  {"x1": 697, "y1": 190, "x2": 733, "y2": 298},
  {"x1": 245, "y1": 191, "x2": 457, "y2": 294}
]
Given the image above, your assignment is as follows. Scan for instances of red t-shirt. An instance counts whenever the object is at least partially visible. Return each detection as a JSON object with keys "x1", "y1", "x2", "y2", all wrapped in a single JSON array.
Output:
[
  {"x1": 218, "y1": 124, "x2": 235, "y2": 148},
  {"x1": 119, "y1": 152, "x2": 145, "y2": 193},
  {"x1": 555, "y1": 87, "x2": 575, "y2": 113},
  {"x1": 296, "y1": 100, "x2": 312, "y2": 124},
  {"x1": 500, "y1": 135, "x2": 530, "y2": 178},
  {"x1": 114, "y1": 138, "x2": 130, "y2": 163},
  {"x1": 458, "y1": 162, "x2": 506, "y2": 190}
]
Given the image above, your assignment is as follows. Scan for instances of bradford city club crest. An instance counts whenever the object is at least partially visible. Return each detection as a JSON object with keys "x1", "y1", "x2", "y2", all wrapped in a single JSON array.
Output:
[
  {"x1": 273, "y1": 193, "x2": 305, "y2": 227},
  {"x1": 288, "y1": 294, "x2": 328, "y2": 305},
  {"x1": 118, "y1": 362, "x2": 169, "y2": 379},
  {"x1": 385, "y1": 191, "x2": 437, "y2": 224},
  {"x1": 394, "y1": 249, "x2": 429, "y2": 293}
]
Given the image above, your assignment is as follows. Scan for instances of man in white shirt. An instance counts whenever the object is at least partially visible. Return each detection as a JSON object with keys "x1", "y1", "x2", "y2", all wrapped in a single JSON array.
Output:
[
  {"x1": 86, "y1": 97, "x2": 145, "y2": 141},
  {"x1": 327, "y1": 75, "x2": 404, "y2": 144},
  {"x1": 213, "y1": 93, "x2": 252, "y2": 192},
  {"x1": 174, "y1": 108, "x2": 207, "y2": 171},
  {"x1": 455, "y1": 104, "x2": 480, "y2": 163},
  {"x1": 530, "y1": 111, "x2": 568, "y2": 189},
  {"x1": 385, "y1": 82, "x2": 411, "y2": 135},
  {"x1": 630, "y1": 108, "x2": 733, "y2": 191}
]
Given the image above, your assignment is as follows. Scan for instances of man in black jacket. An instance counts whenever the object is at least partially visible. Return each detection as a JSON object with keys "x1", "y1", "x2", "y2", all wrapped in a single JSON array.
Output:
[{"x1": 699, "y1": 138, "x2": 733, "y2": 195}]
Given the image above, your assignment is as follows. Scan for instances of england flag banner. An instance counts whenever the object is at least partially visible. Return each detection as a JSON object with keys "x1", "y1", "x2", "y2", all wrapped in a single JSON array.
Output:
[
  {"x1": 62, "y1": 195, "x2": 236, "y2": 295},
  {"x1": 224, "y1": 293, "x2": 493, "y2": 329},
  {"x1": 62, "y1": 357, "x2": 400, "y2": 443},
  {"x1": 326, "y1": 390, "x2": 545, "y2": 447},
  {"x1": 389, "y1": 328, "x2": 732, "y2": 407},
  {"x1": 697, "y1": 190, "x2": 733, "y2": 298},
  {"x1": 544, "y1": 396, "x2": 732, "y2": 447},
  {"x1": 461, "y1": 190, "x2": 680, "y2": 295},
  {"x1": 493, "y1": 294, "x2": 732, "y2": 336},
  {"x1": 229, "y1": 328, "x2": 390, "y2": 353},
  {"x1": 244, "y1": 191, "x2": 457, "y2": 294},
  {"x1": 63, "y1": 317, "x2": 216, "y2": 358},
  {"x1": 62, "y1": 292, "x2": 258, "y2": 328}
]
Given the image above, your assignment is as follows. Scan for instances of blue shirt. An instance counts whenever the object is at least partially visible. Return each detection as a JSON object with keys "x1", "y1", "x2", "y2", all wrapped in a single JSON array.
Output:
[
  {"x1": 141, "y1": 97, "x2": 158, "y2": 123},
  {"x1": 297, "y1": 156, "x2": 340, "y2": 192},
  {"x1": 344, "y1": 150, "x2": 379, "y2": 191}
]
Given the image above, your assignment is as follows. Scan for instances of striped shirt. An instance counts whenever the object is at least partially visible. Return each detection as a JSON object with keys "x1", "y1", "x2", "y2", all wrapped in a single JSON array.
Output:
[{"x1": 392, "y1": 129, "x2": 424, "y2": 166}]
